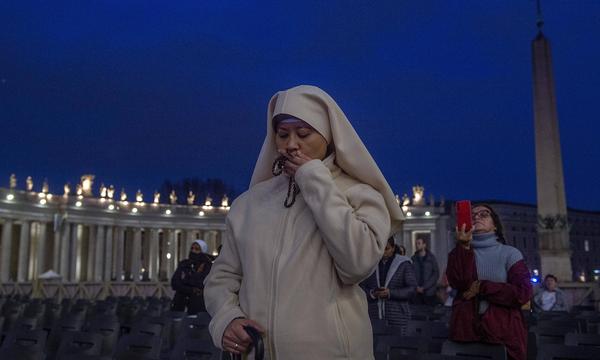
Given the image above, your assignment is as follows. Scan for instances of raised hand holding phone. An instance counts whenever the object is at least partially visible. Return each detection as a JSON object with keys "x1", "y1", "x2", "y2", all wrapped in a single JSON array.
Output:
[{"x1": 455, "y1": 200, "x2": 473, "y2": 248}]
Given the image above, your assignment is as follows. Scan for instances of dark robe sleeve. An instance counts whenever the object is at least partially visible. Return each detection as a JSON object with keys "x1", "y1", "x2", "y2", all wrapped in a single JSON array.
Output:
[
  {"x1": 171, "y1": 261, "x2": 194, "y2": 295},
  {"x1": 479, "y1": 259, "x2": 532, "y2": 307},
  {"x1": 360, "y1": 272, "x2": 378, "y2": 303},
  {"x1": 446, "y1": 245, "x2": 478, "y2": 292}
]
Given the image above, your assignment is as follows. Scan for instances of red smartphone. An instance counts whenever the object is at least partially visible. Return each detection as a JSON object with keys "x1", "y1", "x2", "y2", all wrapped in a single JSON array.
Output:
[{"x1": 456, "y1": 200, "x2": 472, "y2": 232}]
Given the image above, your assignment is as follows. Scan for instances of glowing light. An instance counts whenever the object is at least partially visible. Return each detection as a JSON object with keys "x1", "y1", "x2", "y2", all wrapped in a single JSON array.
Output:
[
  {"x1": 531, "y1": 277, "x2": 539, "y2": 283},
  {"x1": 402, "y1": 206, "x2": 408, "y2": 213},
  {"x1": 221, "y1": 195, "x2": 229, "y2": 208},
  {"x1": 165, "y1": 209, "x2": 172, "y2": 215},
  {"x1": 198, "y1": 211, "x2": 205, "y2": 217},
  {"x1": 212, "y1": 251, "x2": 218, "y2": 256},
  {"x1": 75, "y1": 201, "x2": 82, "y2": 207},
  {"x1": 6, "y1": 194, "x2": 14, "y2": 201},
  {"x1": 46, "y1": 193, "x2": 53, "y2": 200},
  {"x1": 38, "y1": 192, "x2": 45, "y2": 198},
  {"x1": 166, "y1": 253, "x2": 172, "y2": 259},
  {"x1": 406, "y1": 212, "x2": 412, "y2": 217},
  {"x1": 136, "y1": 190, "x2": 143, "y2": 203},
  {"x1": 132, "y1": 207, "x2": 138, "y2": 213},
  {"x1": 108, "y1": 204, "x2": 115, "y2": 210},
  {"x1": 39, "y1": 199, "x2": 47, "y2": 205},
  {"x1": 425, "y1": 211, "x2": 431, "y2": 216}
]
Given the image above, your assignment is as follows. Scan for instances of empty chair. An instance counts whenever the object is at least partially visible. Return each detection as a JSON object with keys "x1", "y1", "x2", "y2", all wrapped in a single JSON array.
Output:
[
  {"x1": 537, "y1": 318, "x2": 581, "y2": 333},
  {"x1": 536, "y1": 343, "x2": 600, "y2": 360},
  {"x1": 131, "y1": 322, "x2": 163, "y2": 337},
  {"x1": 0, "y1": 328, "x2": 47, "y2": 360},
  {"x1": 2, "y1": 304, "x2": 24, "y2": 331},
  {"x1": 41, "y1": 303, "x2": 62, "y2": 330},
  {"x1": 169, "y1": 339, "x2": 220, "y2": 360},
  {"x1": 564, "y1": 332, "x2": 600, "y2": 347},
  {"x1": 375, "y1": 335, "x2": 428, "y2": 359},
  {"x1": 441, "y1": 341, "x2": 507, "y2": 360},
  {"x1": 182, "y1": 316, "x2": 210, "y2": 335},
  {"x1": 13, "y1": 316, "x2": 38, "y2": 330},
  {"x1": 407, "y1": 320, "x2": 449, "y2": 339},
  {"x1": 530, "y1": 325, "x2": 573, "y2": 345},
  {"x1": 46, "y1": 315, "x2": 87, "y2": 358},
  {"x1": 370, "y1": 318, "x2": 393, "y2": 336},
  {"x1": 56, "y1": 331, "x2": 104, "y2": 357},
  {"x1": 114, "y1": 333, "x2": 162, "y2": 360},
  {"x1": 536, "y1": 311, "x2": 570, "y2": 321},
  {"x1": 87, "y1": 315, "x2": 120, "y2": 357}
]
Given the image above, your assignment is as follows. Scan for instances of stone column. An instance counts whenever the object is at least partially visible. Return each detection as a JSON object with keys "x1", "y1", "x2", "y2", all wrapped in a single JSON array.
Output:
[
  {"x1": 52, "y1": 227, "x2": 61, "y2": 273},
  {"x1": 17, "y1": 220, "x2": 31, "y2": 282},
  {"x1": 185, "y1": 229, "x2": 195, "y2": 255},
  {"x1": 166, "y1": 229, "x2": 177, "y2": 279},
  {"x1": 87, "y1": 225, "x2": 96, "y2": 281},
  {"x1": 70, "y1": 223, "x2": 80, "y2": 282},
  {"x1": 114, "y1": 227, "x2": 125, "y2": 281},
  {"x1": 35, "y1": 222, "x2": 48, "y2": 278},
  {"x1": 1, "y1": 219, "x2": 14, "y2": 282},
  {"x1": 148, "y1": 229, "x2": 159, "y2": 281},
  {"x1": 104, "y1": 226, "x2": 114, "y2": 281},
  {"x1": 59, "y1": 223, "x2": 71, "y2": 280},
  {"x1": 131, "y1": 228, "x2": 142, "y2": 282},
  {"x1": 94, "y1": 225, "x2": 105, "y2": 282}
]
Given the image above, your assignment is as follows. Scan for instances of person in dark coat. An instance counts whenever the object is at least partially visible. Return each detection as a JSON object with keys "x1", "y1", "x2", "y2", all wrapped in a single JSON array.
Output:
[
  {"x1": 171, "y1": 239, "x2": 212, "y2": 314},
  {"x1": 411, "y1": 237, "x2": 440, "y2": 305},
  {"x1": 361, "y1": 237, "x2": 417, "y2": 335},
  {"x1": 447, "y1": 203, "x2": 532, "y2": 360}
]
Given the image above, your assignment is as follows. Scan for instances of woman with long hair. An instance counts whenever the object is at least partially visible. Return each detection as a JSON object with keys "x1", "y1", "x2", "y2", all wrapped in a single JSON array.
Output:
[{"x1": 446, "y1": 203, "x2": 532, "y2": 360}]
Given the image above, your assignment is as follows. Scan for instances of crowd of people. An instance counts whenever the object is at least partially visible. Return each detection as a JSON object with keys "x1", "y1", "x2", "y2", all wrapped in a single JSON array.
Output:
[{"x1": 164, "y1": 86, "x2": 580, "y2": 360}]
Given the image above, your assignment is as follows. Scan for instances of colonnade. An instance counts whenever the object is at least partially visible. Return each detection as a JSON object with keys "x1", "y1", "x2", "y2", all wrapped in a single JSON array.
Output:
[{"x1": 0, "y1": 187, "x2": 227, "y2": 286}]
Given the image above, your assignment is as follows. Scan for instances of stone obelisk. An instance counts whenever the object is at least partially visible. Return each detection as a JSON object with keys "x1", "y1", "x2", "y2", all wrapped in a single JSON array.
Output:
[{"x1": 531, "y1": 1, "x2": 572, "y2": 282}]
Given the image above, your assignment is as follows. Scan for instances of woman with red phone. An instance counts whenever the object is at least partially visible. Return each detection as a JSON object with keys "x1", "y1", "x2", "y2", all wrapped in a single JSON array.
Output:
[{"x1": 446, "y1": 202, "x2": 532, "y2": 360}]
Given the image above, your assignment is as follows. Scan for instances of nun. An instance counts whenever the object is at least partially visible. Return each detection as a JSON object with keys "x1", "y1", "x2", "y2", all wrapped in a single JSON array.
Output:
[
  {"x1": 204, "y1": 85, "x2": 403, "y2": 359},
  {"x1": 171, "y1": 239, "x2": 212, "y2": 314}
]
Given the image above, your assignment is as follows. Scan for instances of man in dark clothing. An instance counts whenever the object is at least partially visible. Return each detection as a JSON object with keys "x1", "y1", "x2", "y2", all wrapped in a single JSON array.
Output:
[
  {"x1": 411, "y1": 237, "x2": 440, "y2": 305},
  {"x1": 171, "y1": 239, "x2": 212, "y2": 314}
]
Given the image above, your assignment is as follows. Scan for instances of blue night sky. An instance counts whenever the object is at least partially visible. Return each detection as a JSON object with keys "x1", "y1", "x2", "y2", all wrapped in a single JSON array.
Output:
[{"x1": 1, "y1": 1, "x2": 599, "y2": 210}]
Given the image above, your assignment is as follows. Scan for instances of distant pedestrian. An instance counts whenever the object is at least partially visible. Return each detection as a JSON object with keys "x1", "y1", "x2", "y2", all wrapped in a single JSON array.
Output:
[
  {"x1": 361, "y1": 237, "x2": 416, "y2": 335},
  {"x1": 411, "y1": 237, "x2": 439, "y2": 305},
  {"x1": 171, "y1": 239, "x2": 212, "y2": 314},
  {"x1": 533, "y1": 274, "x2": 567, "y2": 312}
]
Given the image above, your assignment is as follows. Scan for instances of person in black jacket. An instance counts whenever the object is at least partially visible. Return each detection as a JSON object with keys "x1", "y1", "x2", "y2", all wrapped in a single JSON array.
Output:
[
  {"x1": 411, "y1": 237, "x2": 440, "y2": 305},
  {"x1": 171, "y1": 239, "x2": 212, "y2": 314},
  {"x1": 361, "y1": 237, "x2": 417, "y2": 335}
]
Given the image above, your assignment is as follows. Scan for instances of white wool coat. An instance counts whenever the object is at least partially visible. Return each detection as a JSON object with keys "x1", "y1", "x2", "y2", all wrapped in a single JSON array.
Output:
[{"x1": 204, "y1": 157, "x2": 391, "y2": 359}]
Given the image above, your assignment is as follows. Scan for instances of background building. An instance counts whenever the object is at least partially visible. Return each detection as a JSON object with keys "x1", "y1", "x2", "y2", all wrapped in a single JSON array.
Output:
[{"x1": 0, "y1": 175, "x2": 228, "y2": 298}]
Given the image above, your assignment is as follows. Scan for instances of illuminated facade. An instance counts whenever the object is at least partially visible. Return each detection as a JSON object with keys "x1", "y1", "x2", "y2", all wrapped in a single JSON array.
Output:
[{"x1": 0, "y1": 176, "x2": 228, "y2": 298}]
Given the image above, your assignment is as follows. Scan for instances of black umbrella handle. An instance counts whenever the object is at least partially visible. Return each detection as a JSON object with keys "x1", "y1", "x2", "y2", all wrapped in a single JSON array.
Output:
[{"x1": 226, "y1": 325, "x2": 264, "y2": 360}]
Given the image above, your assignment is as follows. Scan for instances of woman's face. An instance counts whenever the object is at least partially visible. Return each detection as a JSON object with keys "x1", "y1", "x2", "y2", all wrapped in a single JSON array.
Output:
[
  {"x1": 383, "y1": 243, "x2": 395, "y2": 259},
  {"x1": 275, "y1": 119, "x2": 328, "y2": 161},
  {"x1": 190, "y1": 243, "x2": 202, "y2": 254},
  {"x1": 472, "y1": 206, "x2": 495, "y2": 234}
]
